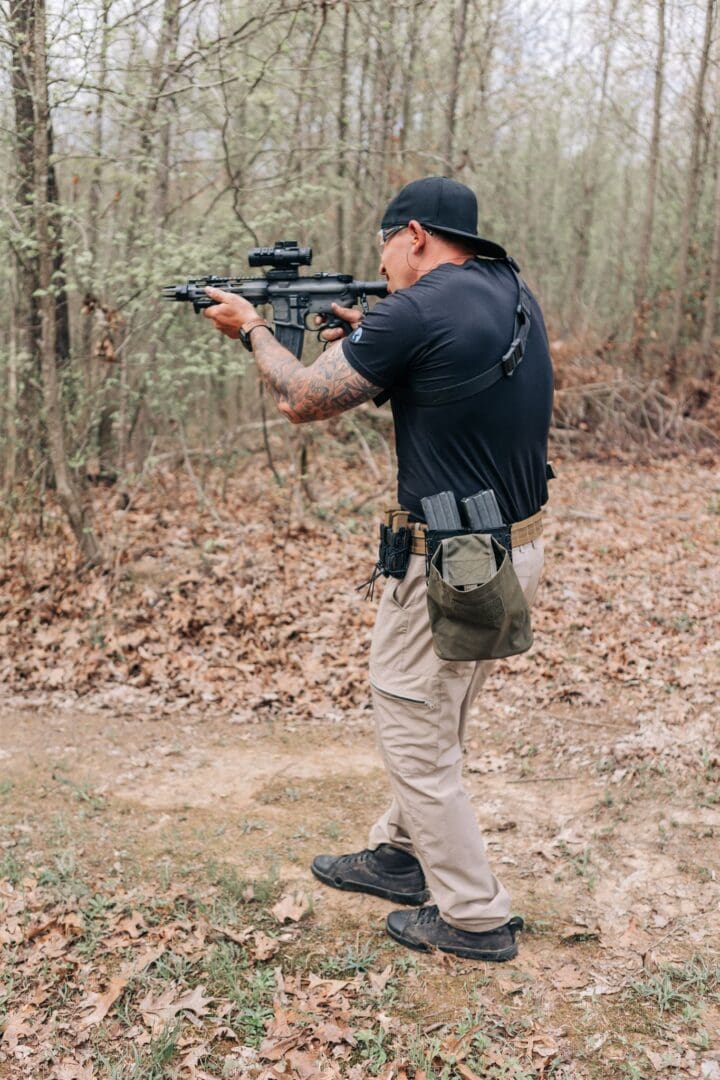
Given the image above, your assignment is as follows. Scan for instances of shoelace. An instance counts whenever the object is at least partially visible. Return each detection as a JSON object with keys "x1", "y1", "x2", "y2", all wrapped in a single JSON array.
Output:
[
  {"x1": 336, "y1": 849, "x2": 373, "y2": 868},
  {"x1": 414, "y1": 905, "x2": 440, "y2": 925}
]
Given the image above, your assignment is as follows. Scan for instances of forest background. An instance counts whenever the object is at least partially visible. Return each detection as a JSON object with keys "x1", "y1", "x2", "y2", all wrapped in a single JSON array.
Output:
[
  {"x1": 1, "y1": 2, "x2": 720, "y2": 1080},
  {"x1": 1, "y1": 0, "x2": 720, "y2": 556}
]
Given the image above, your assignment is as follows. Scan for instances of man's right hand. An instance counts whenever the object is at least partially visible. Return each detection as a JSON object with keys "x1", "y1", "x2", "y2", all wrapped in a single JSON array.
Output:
[{"x1": 316, "y1": 302, "x2": 362, "y2": 342}]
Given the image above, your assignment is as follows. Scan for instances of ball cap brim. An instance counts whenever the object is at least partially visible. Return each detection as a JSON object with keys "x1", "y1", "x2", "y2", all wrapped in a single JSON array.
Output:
[{"x1": 381, "y1": 176, "x2": 507, "y2": 260}]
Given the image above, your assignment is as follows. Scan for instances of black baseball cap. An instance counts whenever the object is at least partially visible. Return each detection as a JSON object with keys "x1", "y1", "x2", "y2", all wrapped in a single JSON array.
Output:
[{"x1": 380, "y1": 176, "x2": 507, "y2": 260}]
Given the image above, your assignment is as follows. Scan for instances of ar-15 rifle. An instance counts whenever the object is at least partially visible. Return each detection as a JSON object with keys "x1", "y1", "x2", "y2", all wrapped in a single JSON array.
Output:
[{"x1": 163, "y1": 240, "x2": 388, "y2": 359}]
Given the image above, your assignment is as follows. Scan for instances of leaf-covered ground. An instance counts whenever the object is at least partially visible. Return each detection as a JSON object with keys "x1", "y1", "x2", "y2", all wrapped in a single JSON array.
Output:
[{"x1": 1, "y1": 435, "x2": 719, "y2": 1078}]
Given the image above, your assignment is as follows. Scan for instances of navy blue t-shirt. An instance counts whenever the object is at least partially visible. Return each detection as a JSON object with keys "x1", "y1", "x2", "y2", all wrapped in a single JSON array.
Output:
[{"x1": 341, "y1": 258, "x2": 553, "y2": 524}]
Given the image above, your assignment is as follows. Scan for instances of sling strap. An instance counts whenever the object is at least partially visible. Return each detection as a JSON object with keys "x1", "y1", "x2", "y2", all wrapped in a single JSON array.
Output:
[{"x1": 374, "y1": 258, "x2": 532, "y2": 409}]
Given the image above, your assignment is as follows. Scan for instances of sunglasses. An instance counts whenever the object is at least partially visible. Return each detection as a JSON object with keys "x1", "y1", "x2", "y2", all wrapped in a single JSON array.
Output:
[
  {"x1": 376, "y1": 225, "x2": 407, "y2": 253},
  {"x1": 375, "y1": 224, "x2": 436, "y2": 254}
]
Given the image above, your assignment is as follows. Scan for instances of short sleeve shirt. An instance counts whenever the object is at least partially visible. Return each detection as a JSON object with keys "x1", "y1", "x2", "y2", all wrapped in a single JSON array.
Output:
[{"x1": 341, "y1": 258, "x2": 554, "y2": 523}]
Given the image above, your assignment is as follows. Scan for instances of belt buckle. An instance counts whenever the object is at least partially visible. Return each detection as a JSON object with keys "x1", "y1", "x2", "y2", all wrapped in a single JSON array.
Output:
[{"x1": 501, "y1": 340, "x2": 522, "y2": 377}]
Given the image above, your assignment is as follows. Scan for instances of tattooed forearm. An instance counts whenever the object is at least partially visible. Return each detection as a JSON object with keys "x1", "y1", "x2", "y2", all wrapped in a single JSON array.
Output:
[
  {"x1": 251, "y1": 330, "x2": 382, "y2": 423},
  {"x1": 250, "y1": 328, "x2": 304, "y2": 415},
  {"x1": 289, "y1": 340, "x2": 383, "y2": 420}
]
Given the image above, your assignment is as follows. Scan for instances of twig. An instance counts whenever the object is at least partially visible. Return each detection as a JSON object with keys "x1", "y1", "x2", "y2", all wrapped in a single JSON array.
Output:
[
  {"x1": 176, "y1": 422, "x2": 230, "y2": 529},
  {"x1": 553, "y1": 508, "x2": 605, "y2": 521},
  {"x1": 348, "y1": 490, "x2": 381, "y2": 514},
  {"x1": 507, "y1": 775, "x2": 579, "y2": 784},
  {"x1": 259, "y1": 383, "x2": 283, "y2": 487},
  {"x1": 341, "y1": 415, "x2": 381, "y2": 481},
  {"x1": 546, "y1": 714, "x2": 631, "y2": 730}
]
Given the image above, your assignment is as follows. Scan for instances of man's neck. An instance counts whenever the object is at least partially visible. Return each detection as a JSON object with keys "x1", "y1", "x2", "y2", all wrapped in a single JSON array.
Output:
[{"x1": 417, "y1": 253, "x2": 472, "y2": 279}]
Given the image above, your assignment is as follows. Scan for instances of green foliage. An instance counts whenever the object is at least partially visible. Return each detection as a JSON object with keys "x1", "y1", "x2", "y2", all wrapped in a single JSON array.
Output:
[{"x1": 2, "y1": 0, "x2": 719, "y2": 492}]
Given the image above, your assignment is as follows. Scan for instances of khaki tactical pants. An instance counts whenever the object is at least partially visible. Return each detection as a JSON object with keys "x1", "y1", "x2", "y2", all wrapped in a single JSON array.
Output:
[{"x1": 368, "y1": 540, "x2": 544, "y2": 932}]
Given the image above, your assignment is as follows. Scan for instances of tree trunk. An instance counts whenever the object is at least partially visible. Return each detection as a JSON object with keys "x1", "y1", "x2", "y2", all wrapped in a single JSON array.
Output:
[
  {"x1": 373, "y1": 7, "x2": 397, "y2": 208},
  {"x1": 4, "y1": 310, "x2": 18, "y2": 492},
  {"x1": 9, "y1": 0, "x2": 42, "y2": 473},
  {"x1": 632, "y1": 0, "x2": 666, "y2": 365},
  {"x1": 10, "y1": 0, "x2": 72, "y2": 477},
  {"x1": 82, "y1": 0, "x2": 113, "y2": 475},
  {"x1": 32, "y1": 0, "x2": 103, "y2": 566},
  {"x1": 667, "y1": 0, "x2": 717, "y2": 380},
  {"x1": 610, "y1": 163, "x2": 633, "y2": 330},
  {"x1": 83, "y1": 0, "x2": 110, "y2": 306},
  {"x1": 700, "y1": 66, "x2": 720, "y2": 368},
  {"x1": 398, "y1": 0, "x2": 422, "y2": 162},
  {"x1": 568, "y1": 0, "x2": 619, "y2": 322},
  {"x1": 336, "y1": 1, "x2": 350, "y2": 266},
  {"x1": 288, "y1": 6, "x2": 328, "y2": 178},
  {"x1": 349, "y1": 24, "x2": 372, "y2": 272},
  {"x1": 445, "y1": 0, "x2": 470, "y2": 175}
]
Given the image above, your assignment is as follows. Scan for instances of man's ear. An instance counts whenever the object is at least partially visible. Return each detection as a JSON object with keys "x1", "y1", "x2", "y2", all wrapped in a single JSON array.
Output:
[{"x1": 407, "y1": 219, "x2": 428, "y2": 251}]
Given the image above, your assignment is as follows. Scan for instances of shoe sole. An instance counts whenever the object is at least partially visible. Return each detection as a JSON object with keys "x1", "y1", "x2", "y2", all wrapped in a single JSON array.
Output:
[
  {"x1": 385, "y1": 921, "x2": 519, "y2": 962},
  {"x1": 311, "y1": 863, "x2": 430, "y2": 906}
]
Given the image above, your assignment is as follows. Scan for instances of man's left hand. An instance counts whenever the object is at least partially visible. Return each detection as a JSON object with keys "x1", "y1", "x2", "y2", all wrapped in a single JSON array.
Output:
[{"x1": 203, "y1": 286, "x2": 257, "y2": 339}]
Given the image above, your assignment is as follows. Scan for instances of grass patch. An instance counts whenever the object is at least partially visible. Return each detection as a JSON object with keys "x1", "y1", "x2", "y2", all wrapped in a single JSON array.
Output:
[
  {"x1": 319, "y1": 941, "x2": 379, "y2": 977},
  {"x1": 629, "y1": 955, "x2": 720, "y2": 1015}
]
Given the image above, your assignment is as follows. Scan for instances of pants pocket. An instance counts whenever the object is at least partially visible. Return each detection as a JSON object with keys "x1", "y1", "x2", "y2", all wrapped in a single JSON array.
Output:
[{"x1": 388, "y1": 556, "x2": 426, "y2": 612}]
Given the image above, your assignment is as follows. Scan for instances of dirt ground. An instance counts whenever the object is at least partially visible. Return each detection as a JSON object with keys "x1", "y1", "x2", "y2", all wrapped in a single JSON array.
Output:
[{"x1": 1, "y1": 452, "x2": 719, "y2": 1078}]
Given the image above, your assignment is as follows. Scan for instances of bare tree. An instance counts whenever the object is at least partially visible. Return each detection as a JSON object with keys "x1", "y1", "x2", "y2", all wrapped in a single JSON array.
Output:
[
  {"x1": 2, "y1": 0, "x2": 720, "y2": 513},
  {"x1": 336, "y1": 0, "x2": 351, "y2": 265},
  {"x1": 28, "y1": 0, "x2": 103, "y2": 564},
  {"x1": 667, "y1": 0, "x2": 717, "y2": 380},
  {"x1": 568, "y1": 0, "x2": 620, "y2": 322},
  {"x1": 701, "y1": 61, "x2": 720, "y2": 367},
  {"x1": 633, "y1": 0, "x2": 666, "y2": 364},
  {"x1": 445, "y1": 0, "x2": 471, "y2": 175}
]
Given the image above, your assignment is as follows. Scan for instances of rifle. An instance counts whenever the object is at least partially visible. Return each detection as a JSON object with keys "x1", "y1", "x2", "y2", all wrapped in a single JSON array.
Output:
[{"x1": 163, "y1": 240, "x2": 388, "y2": 359}]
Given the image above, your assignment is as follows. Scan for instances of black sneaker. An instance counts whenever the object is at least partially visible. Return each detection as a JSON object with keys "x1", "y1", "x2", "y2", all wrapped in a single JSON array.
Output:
[
  {"x1": 386, "y1": 905, "x2": 524, "y2": 961},
  {"x1": 311, "y1": 844, "x2": 430, "y2": 905}
]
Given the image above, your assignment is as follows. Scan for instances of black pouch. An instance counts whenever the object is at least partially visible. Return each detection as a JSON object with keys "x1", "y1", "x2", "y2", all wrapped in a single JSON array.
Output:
[
  {"x1": 378, "y1": 523, "x2": 412, "y2": 578},
  {"x1": 358, "y1": 524, "x2": 412, "y2": 600}
]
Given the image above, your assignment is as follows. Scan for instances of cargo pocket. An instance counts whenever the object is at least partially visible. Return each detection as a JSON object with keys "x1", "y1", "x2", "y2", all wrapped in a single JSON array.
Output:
[{"x1": 370, "y1": 671, "x2": 447, "y2": 776}]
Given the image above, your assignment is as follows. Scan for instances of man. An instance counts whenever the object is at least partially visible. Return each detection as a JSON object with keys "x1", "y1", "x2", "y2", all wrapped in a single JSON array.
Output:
[{"x1": 203, "y1": 176, "x2": 553, "y2": 962}]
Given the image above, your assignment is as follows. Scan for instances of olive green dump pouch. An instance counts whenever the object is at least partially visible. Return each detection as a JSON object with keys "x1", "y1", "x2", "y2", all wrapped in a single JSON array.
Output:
[{"x1": 426, "y1": 533, "x2": 533, "y2": 661}]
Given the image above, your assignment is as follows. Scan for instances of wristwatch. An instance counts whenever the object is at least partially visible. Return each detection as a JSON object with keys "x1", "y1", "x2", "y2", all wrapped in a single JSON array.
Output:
[{"x1": 239, "y1": 317, "x2": 272, "y2": 352}]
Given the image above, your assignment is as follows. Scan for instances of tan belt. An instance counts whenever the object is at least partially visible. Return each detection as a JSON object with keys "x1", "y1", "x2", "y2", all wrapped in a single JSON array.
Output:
[{"x1": 383, "y1": 507, "x2": 544, "y2": 555}]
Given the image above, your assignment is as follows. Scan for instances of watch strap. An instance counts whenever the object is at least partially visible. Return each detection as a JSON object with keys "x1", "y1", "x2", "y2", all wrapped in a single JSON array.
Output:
[{"x1": 240, "y1": 317, "x2": 272, "y2": 351}]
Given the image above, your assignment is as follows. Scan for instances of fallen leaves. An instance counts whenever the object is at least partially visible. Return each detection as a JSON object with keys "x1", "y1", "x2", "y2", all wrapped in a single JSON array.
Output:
[
  {"x1": 257, "y1": 971, "x2": 361, "y2": 1070},
  {"x1": 619, "y1": 916, "x2": 655, "y2": 958},
  {"x1": 367, "y1": 963, "x2": 392, "y2": 995},
  {"x1": 1, "y1": 456, "x2": 719, "y2": 1078},
  {"x1": 271, "y1": 890, "x2": 312, "y2": 924},
  {"x1": 551, "y1": 963, "x2": 590, "y2": 990},
  {"x1": 0, "y1": 1010, "x2": 35, "y2": 1051},
  {"x1": 139, "y1": 984, "x2": 212, "y2": 1033},
  {"x1": 78, "y1": 945, "x2": 165, "y2": 1029},
  {"x1": 0, "y1": 461, "x2": 378, "y2": 717},
  {"x1": 252, "y1": 931, "x2": 280, "y2": 961},
  {"x1": 559, "y1": 919, "x2": 601, "y2": 943}
]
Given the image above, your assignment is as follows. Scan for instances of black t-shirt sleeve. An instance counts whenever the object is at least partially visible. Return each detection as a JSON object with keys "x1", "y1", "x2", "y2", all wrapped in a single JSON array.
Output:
[{"x1": 341, "y1": 289, "x2": 425, "y2": 389}]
